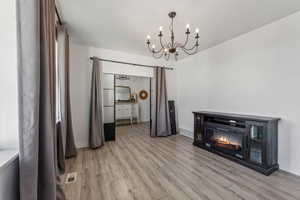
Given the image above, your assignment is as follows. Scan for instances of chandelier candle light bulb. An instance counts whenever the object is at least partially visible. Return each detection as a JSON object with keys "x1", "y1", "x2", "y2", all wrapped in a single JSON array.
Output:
[
  {"x1": 186, "y1": 24, "x2": 190, "y2": 30},
  {"x1": 146, "y1": 11, "x2": 200, "y2": 60}
]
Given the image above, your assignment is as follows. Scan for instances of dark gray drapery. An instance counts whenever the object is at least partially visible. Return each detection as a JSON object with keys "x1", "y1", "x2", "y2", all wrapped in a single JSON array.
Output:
[
  {"x1": 56, "y1": 25, "x2": 77, "y2": 163},
  {"x1": 17, "y1": 0, "x2": 65, "y2": 199},
  {"x1": 64, "y1": 32, "x2": 77, "y2": 158},
  {"x1": 56, "y1": 121, "x2": 65, "y2": 173},
  {"x1": 151, "y1": 67, "x2": 171, "y2": 137},
  {"x1": 89, "y1": 59, "x2": 105, "y2": 148}
]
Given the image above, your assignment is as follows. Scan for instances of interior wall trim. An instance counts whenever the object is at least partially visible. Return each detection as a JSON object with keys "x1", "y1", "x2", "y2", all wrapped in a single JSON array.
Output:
[{"x1": 179, "y1": 128, "x2": 194, "y2": 139}]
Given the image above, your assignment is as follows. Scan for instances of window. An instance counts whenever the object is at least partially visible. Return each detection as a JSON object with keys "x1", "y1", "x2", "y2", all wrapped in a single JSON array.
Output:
[
  {"x1": 55, "y1": 39, "x2": 62, "y2": 123},
  {"x1": 0, "y1": 1, "x2": 19, "y2": 169},
  {"x1": 0, "y1": 1, "x2": 19, "y2": 150},
  {"x1": 55, "y1": 14, "x2": 62, "y2": 124}
]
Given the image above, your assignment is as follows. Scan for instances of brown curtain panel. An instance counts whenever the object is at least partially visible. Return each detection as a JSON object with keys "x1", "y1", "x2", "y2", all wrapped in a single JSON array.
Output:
[
  {"x1": 64, "y1": 33, "x2": 77, "y2": 158},
  {"x1": 89, "y1": 59, "x2": 105, "y2": 148},
  {"x1": 17, "y1": 0, "x2": 65, "y2": 199},
  {"x1": 56, "y1": 121, "x2": 65, "y2": 173},
  {"x1": 56, "y1": 25, "x2": 77, "y2": 162},
  {"x1": 151, "y1": 67, "x2": 171, "y2": 137}
]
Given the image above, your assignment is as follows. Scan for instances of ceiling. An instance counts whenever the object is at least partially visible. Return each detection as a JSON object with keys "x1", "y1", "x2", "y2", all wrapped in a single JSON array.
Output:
[{"x1": 57, "y1": 0, "x2": 300, "y2": 59}]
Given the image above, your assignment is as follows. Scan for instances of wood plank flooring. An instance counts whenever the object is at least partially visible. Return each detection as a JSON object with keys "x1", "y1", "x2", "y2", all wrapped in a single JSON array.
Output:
[{"x1": 63, "y1": 124, "x2": 300, "y2": 200}]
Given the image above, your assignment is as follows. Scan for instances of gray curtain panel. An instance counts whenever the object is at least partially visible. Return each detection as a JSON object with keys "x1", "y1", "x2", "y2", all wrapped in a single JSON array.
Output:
[
  {"x1": 56, "y1": 121, "x2": 65, "y2": 173},
  {"x1": 151, "y1": 67, "x2": 171, "y2": 137},
  {"x1": 17, "y1": 0, "x2": 65, "y2": 199},
  {"x1": 64, "y1": 33, "x2": 77, "y2": 158},
  {"x1": 89, "y1": 59, "x2": 105, "y2": 148},
  {"x1": 56, "y1": 25, "x2": 77, "y2": 160}
]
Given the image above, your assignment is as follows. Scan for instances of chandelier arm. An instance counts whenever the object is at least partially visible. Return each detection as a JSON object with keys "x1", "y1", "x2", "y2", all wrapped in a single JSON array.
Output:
[
  {"x1": 148, "y1": 43, "x2": 164, "y2": 54},
  {"x1": 164, "y1": 53, "x2": 170, "y2": 61},
  {"x1": 167, "y1": 42, "x2": 172, "y2": 49},
  {"x1": 180, "y1": 34, "x2": 190, "y2": 48},
  {"x1": 181, "y1": 48, "x2": 194, "y2": 55},
  {"x1": 181, "y1": 40, "x2": 198, "y2": 51},
  {"x1": 182, "y1": 45, "x2": 196, "y2": 51},
  {"x1": 152, "y1": 51, "x2": 164, "y2": 59},
  {"x1": 147, "y1": 44, "x2": 153, "y2": 52},
  {"x1": 159, "y1": 36, "x2": 166, "y2": 49},
  {"x1": 153, "y1": 49, "x2": 163, "y2": 54},
  {"x1": 181, "y1": 45, "x2": 199, "y2": 55},
  {"x1": 156, "y1": 47, "x2": 164, "y2": 54}
]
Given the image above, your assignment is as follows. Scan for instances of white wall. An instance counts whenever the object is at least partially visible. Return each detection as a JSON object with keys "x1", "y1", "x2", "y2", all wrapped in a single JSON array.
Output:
[
  {"x1": 116, "y1": 76, "x2": 151, "y2": 122},
  {"x1": 70, "y1": 43, "x2": 177, "y2": 147},
  {"x1": 175, "y1": 12, "x2": 300, "y2": 175},
  {"x1": 0, "y1": 156, "x2": 19, "y2": 200}
]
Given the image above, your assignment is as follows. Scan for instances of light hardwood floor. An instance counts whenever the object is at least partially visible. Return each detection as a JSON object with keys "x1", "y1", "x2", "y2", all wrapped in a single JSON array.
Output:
[{"x1": 63, "y1": 124, "x2": 300, "y2": 200}]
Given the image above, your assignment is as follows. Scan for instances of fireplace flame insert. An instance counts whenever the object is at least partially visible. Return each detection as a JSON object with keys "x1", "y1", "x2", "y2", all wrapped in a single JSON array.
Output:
[{"x1": 205, "y1": 122, "x2": 247, "y2": 159}]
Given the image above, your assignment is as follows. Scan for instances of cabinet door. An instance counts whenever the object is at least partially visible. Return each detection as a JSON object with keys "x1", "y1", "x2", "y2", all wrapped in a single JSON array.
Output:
[
  {"x1": 246, "y1": 121, "x2": 267, "y2": 165},
  {"x1": 103, "y1": 90, "x2": 114, "y2": 106},
  {"x1": 103, "y1": 74, "x2": 114, "y2": 89},
  {"x1": 194, "y1": 114, "x2": 203, "y2": 143},
  {"x1": 103, "y1": 73, "x2": 115, "y2": 123}
]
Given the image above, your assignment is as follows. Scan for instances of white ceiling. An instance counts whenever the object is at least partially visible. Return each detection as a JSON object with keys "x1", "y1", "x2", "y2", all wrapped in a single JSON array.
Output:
[{"x1": 57, "y1": 0, "x2": 300, "y2": 58}]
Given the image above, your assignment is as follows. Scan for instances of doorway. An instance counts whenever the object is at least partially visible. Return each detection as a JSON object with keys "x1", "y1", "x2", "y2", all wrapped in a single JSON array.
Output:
[{"x1": 114, "y1": 74, "x2": 151, "y2": 136}]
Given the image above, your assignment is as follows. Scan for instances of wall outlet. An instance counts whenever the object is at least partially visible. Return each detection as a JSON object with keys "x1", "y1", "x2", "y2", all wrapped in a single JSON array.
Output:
[{"x1": 65, "y1": 172, "x2": 77, "y2": 184}]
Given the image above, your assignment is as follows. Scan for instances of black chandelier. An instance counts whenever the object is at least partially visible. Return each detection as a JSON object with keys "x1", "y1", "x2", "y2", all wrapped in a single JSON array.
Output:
[{"x1": 146, "y1": 11, "x2": 200, "y2": 60}]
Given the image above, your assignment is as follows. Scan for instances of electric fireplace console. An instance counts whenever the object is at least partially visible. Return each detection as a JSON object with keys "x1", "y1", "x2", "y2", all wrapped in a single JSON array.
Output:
[{"x1": 193, "y1": 111, "x2": 280, "y2": 175}]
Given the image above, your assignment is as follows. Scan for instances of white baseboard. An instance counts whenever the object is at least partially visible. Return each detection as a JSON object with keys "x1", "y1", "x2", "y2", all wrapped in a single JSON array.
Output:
[
  {"x1": 76, "y1": 140, "x2": 89, "y2": 149},
  {"x1": 179, "y1": 128, "x2": 194, "y2": 139}
]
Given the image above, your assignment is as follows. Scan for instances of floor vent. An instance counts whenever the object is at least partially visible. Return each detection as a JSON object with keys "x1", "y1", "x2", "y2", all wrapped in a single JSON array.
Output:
[{"x1": 65, "y1": 172, "x2": 77, "y2": 184}]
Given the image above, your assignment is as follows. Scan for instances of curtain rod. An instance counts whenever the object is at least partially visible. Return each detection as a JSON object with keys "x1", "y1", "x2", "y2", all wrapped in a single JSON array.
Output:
[{"x1": 90, "y1": 57, "x2": 173, "y2": 70}]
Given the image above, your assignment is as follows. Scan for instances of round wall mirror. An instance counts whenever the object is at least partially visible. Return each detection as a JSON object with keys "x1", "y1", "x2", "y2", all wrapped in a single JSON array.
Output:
[{"x1": 139, "y1": 90, "x2": 148, "y2": 100}]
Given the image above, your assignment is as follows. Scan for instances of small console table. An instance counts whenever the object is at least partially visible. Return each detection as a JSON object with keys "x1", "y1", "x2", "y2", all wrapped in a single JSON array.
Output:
[
  {"x1": 193, "y1": 111, "x2": 280, "y2": 175},
  {"x1": 116, "y1": 102, "x2": 139, "y2": 125}
]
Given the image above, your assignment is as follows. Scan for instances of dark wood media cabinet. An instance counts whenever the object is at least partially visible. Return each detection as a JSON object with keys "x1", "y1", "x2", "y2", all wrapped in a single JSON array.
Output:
[{"x1": 193, "y1": 111, "x2": 280, "y2": 175}]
